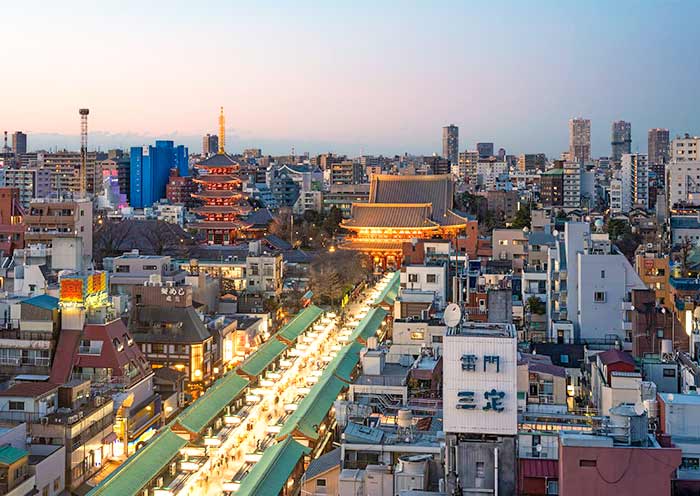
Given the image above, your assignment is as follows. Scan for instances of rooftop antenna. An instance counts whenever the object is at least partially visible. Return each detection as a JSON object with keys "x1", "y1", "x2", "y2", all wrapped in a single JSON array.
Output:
[
  {"x1": 79, "y1": 108, "x2": 89, "y2": 197},
  {"x1": 218, "y1": 107, "x2": 225, "y2": 154}
]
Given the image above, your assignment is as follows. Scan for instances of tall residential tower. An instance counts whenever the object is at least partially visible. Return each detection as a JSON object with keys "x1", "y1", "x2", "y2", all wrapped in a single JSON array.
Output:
[
  {"x1": 611, "y1": 120, "x2": 632, "y2": 162},
  {"x1": 569, "y1": 118, "x2": 591, "y2": 163},
  {"x1": 442, "y1": 125, "x2": 458, "y2": 164},
  {"x1": 648, "y1": 128, "x2": 670, "y2": 166}
]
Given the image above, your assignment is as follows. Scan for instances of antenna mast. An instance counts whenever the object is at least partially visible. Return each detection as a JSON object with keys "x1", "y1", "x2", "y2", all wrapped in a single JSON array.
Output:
[
  {"x1": 79, "y1": 108, "x2": 89, "y2": 197},
  {"x1": 218, "y1": 107, "x2": 225, "y2": 154}
]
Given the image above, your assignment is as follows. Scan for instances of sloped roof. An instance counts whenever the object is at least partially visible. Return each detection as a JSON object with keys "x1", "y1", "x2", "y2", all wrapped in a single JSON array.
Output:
[
  {"x1": 598, "y1": 349, "x2": 635, "y2": 366},
  {"x1": 369, "y1": 174, "x2": 454, "y2": 219},
  {"x1": 87, "y1": 429, "x2": 187, "y2": 496},
  {"x1": 237, "y1": 338, "x2": 288, "y2": 378},
  {"x1": 176, "y1": 371, "x2": 249, "y2": 433},
  {"x1": 373, "y1": 272, "x2": 400, "y2": 306},
  {"x1": 196, "y1": 152, "x2": 238, "y2": 167},
  {"x1": 305, "y1": 447, "x2": 341, "y2": 480},
  {"x1": 277, "y1": 305, "x2": 324, "y2": 342},
  {"x1": 234, "y1": 437, "x2": 310, "y2": 496},
  {"x1": 329, "y1": 341, "x2": 364, "y2": 382},
  {"x1": 276, "y1": 373, "x2": 346, "y2": 441},
  {"x1": 342, "y1": 204, "x2": 437, "y2": 229},
  {"x1": 130, "y1": 306, "x2": 211, "y2": 343},
  {"x1": 350, "y1": 307, "x2": 388, "y2": 343},
  {"x1": 22, "y1": 294, "x2": 59, "y2": 311}
]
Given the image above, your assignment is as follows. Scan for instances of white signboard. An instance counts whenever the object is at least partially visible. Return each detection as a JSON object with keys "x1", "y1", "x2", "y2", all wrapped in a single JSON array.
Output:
[{"x1": 443, "y1": 333, "x2": 517, "y2": 435}]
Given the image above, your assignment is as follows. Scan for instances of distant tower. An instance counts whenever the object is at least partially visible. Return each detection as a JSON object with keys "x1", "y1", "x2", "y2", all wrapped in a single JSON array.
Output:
[
  {"x1": 218, "y1": 107, "x2": 225, "y2": 154},
  {"x1": 569, "y1": 117, "x2": 591, "y2": 164},
  {"x1": 611, "y1": 120, "x2": 632, "y2": 163},
  {"x1": 442, "y1": 125, "x2": 459, "y2": 164},
  {"x1": 79, "y1": 108, "x2": 90, "y2": 197}
]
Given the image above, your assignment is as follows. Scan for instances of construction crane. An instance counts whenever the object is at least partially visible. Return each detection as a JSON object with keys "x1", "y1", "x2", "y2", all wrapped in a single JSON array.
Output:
[{"x1": 79, "y1": 108, "x2": 89, "y2": 197}]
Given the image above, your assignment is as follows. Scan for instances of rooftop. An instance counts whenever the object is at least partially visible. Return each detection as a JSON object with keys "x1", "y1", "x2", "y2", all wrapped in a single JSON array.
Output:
[
  {"x1": 0, "y1": 382, "x2": 58, "y2": 398},
  {"x1": 449, "y1": 321, "x2": 515, "y2": 338}
]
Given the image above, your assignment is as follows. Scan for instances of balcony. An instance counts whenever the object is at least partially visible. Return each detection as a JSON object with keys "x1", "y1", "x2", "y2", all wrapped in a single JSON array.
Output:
[{"x1": 622, "y1": 320, "x2": 633, "y2": 332}]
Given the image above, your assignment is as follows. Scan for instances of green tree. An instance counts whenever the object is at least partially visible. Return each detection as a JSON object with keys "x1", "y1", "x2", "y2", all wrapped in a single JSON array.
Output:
[
  {"x1": 511, "y1": 204, "x2": 531, "y2": 230},
  {"x1": 526, "y1": 295, "x2": 546, "y2": 315}
]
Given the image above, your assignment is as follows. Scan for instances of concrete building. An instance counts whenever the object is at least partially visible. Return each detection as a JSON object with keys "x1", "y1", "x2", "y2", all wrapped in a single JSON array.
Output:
[
  {"x1": 202, "y1": 133, "x2": 218, "y2": 156},
  {"x1": 540, "y1": 168, "x2": 564, "y2": 207},
  {"x1": 104, "y1": 251, "x2": 186, "y2": 295},
  {"x1": 245, "y1": 241, "x2": 283, "y2": 298},
  {"x1": 330, "y1": 160, "x2": 363, "y2": 185},
  {"x1": 562, "y1": 161, "x2": 581, "y2": 208},
  {"x1": 517, "y1": 153, "x2": 545, "y2": 173},
  {"x1": 546, "y1": 222, "x2": 646, "y2": 343},
  {"x1": 442, "y1": 125, "x2": 458, "y2": 164},
  {"x1": 130, "y1": 141, "x2": 188, "y2": 209},
  {"x1": 476, "y1": 142, "x2": 494, "y2": 159},
  {"x1": 492, "y1": 229, "x2": 527, "y2": 272},
  {"x1": 648, "y1": 128, "x2": 670, "y2": 166},
  {"x1": 25, "y1": 197, "x2": 93, "y2": 260},
  {"x1": 11, "y1": 132, "x2": 27, "y2": 156},
  {"x1": 456, "y1": 150, "x2": 479, "y2": 182},
  {"x1": 621, "y1": 153, "x2": 649, "y2": 210},
  {"x1": 611, "y1": 120, "x2": 632, "y2": 163},
  {"x1": 569, "y1": 118, "x2": 591, "y2": 164},
  {"x1": 444, "y1": 322, "x2": 517, "y2": 495}
]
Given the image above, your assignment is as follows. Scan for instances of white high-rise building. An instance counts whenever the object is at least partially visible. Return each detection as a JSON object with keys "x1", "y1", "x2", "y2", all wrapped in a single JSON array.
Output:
[
  {"x1": 562, "y1": 161, "x2": 581, "y2": 207},
  {"x1": 668, "y1": 135, "x2": 700, "y2": 208},
  {"x1": 619, "y1": 153, "x2": 648, "y2": 211}
]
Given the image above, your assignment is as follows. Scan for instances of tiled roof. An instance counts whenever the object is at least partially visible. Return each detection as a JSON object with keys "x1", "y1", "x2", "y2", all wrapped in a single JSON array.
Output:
[
  {"x1": 130, "y1": 307, "x2": 212, "y2": 343},
  {"x1": 339, "y1": 239, "x2": 404, "y2": 252},
  {"x1": 0, "y1": 382, "x2": 58, "y2": 397},
  {"x1": 49, "y1": 330, "x2": 81, "y2": 385},
  {"x1": 342, "y1": 204, "x2": 437, "y2": 229},
  {"x1": 196, "y1": 153, "x2": 238, "y2": 167},
  {"x1": 369, "y1": 174, "x2": 455, "y2": 219}
]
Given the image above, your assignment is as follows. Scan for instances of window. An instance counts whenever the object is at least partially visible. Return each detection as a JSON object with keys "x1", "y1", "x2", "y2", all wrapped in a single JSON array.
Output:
[
  {"x1": 116, "y1": 265, "x2": 130, "y2": 273},
  {"x1": 547, "y1": 480, "x2": 559, "y2": 495},
  {"x1": 682, "y1": 457, "x2": 700, "y2": 470},
  {"x1": 498, "y1": 239, "x2": 509, "y2": 246},
  {"x1": 152, "y1": 343, "x2": 165, "y2": 354},
  {"x1": 663, "y1": 368, "x2": 676, "y2": 378},
  {"x1": 54, "y1": 477, "x2": 61, "y2": 491},
  {"x1": 579, "y1": 459, "x2": 597, "y2": 467},
  {"x1": 594, "y1": 291, "x2": 606, "y2": 303},
  {"x1": 408, "y1": 274, "x2": 418, "y2": 283},
  {"x1": 42, "y1": 486, "x2": 49, "y2": 496},
  {"x1": 560, "y1": 354, "x2": 569, "y2": 364},
  {"x1": 316, "y1": 479, "x2": 327, "y2": 487},
  {"x1": 9, "y1": 401, "x2": 24, "y2": 411},
  {"x1": 475, "y1": 461, "x2": 485, "y2": 478},
  {"x1": 142, "y1": 265, "x2": 158, "y2": 271},
  {"x1": 600, "y1": 270, "x2": 605, "y2": 279},
  {"x1": 432, "y1": 335, "x2": 443, "y2": 343},
  {"x1": 657, "y1": 329, "x2": 664, "y2": 338},
  {"x1": 410, "y1": 331, "x2": 425, "y2": 341},
  {"x1": 426, "y1": 274, "x2": 437, "y2": 283}
]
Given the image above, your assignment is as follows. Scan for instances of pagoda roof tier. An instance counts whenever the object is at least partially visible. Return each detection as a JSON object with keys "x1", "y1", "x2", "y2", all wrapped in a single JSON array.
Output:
[
  {"x1": 191, "y1": 190, "x2": 247, "y2": 200},
  {"x1": 193, "y1": 175, "x2": 242, "y2": 184},
  {"x1": 196, "y1": 152, "x2": 239, "y2": 167},
  {"x1": 188, "y1": 220, "x2": 251, "y2": 230},
  {"x1": 193, "y1": 205, "x2": 252, "y2": 215},
  {"x1": 341, "y1": 203, "x2": 438, "y2": 229}
]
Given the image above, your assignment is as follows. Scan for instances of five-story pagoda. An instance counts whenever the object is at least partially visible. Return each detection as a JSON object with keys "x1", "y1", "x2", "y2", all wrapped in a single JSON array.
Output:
[{"x1": 191, "y1": 107, "x2": 251, "y2": 244}]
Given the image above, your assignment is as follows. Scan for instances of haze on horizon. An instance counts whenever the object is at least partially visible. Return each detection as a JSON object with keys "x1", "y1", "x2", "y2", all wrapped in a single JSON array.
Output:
[{"x1": 2, "y1": 0, "x2": 700, "y2": 157}]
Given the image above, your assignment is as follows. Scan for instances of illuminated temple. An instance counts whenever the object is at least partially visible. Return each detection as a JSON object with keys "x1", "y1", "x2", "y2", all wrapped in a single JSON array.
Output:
[
  {"x1": 190, "y1": 108, "x2": 251, "y2": 244},
  {"x1": 340, "y1": 174, "x2": 470, "y2": 269}
]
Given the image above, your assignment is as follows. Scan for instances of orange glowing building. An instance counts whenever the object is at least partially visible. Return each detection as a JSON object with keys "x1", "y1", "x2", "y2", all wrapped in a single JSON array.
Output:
[
  {"x1": 341, "y1": 174, "x2": 470, "y2": 269},
  {"x1": 190, "y1": 108, "x2": 251, "y2": 244}
]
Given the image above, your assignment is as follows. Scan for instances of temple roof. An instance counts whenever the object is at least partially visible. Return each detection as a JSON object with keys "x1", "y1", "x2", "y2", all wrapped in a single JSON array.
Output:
[
  {"x1": 339, "y1": 238, "x2": 404, "y2": 252},
  {"x1": 193, "y1": 175, "x2": 241, "y2": 184},
  {"x1": 369, "y1": 174, "x2": 455, "y2": 220},
  {"x1": 342, "y1": 204, "x2": 437, "y2": 229},
  {"x1": 196, "y1": 152, "x2": 238, "y2": 167}
]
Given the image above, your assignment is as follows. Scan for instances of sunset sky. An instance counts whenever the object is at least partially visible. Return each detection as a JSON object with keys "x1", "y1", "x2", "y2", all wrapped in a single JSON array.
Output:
[{"x1": 3, "y1": 0, "x2": 700, "y2": 156}]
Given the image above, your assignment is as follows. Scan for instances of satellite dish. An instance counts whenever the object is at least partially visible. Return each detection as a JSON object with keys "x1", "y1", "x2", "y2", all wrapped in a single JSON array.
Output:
[{"x1": 444, "y1": 303, "x2": 462, "y2": 327}]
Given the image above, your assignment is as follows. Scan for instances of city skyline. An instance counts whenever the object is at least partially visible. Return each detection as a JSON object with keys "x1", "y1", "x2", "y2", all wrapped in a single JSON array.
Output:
[{"x1": 3, "y1": 1, "x2": 700, "y2": 157}]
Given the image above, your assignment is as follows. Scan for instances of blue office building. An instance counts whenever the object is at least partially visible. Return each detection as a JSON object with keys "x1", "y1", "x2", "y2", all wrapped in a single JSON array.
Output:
[{"x1": 130, "y1": 140, "x2": 189, "y2": 208}]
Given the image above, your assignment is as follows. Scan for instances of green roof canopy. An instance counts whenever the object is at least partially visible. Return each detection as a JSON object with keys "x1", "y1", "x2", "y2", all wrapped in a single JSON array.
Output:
[
  {"x1": 350, "y1": 307, "x2": 388, "y2": 343},
  {"x1": 87, "y1": 429, "x2": 186, "y2": 496},
  {"x1": 234, "y1": 437, "x2": 310, "y2": 496},
  {"x1": 0, "y1": 444, "x2": 28, "y2": 465},
  {"x1": 176, "y1": 372, "x2": 249, "y2": 433},
  {"x1": 277, "y1": 305, "x2": 324, "y2": 342},
  {"x1": 277, "y1": 373, "x2": 346, "y2": 441},
  {"x1": 327, "y1": 341, "x2": 364, "y2": 382},
  {"x1": 373, "y1": 271, "x2": 400, "y2": 306},
  {"x1": 238, "y1": 338, "x2": 288, "y2": 378}
]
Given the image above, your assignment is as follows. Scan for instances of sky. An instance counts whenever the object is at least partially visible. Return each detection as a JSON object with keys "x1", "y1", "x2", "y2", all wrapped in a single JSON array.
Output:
[{"x1": 2, "y1": 0, "x2": 700, "y2": 157}]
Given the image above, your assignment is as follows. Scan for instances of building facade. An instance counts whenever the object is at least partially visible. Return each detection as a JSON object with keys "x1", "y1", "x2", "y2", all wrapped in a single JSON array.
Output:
[
  {"x1": 442, "y1": 125, "x2": 459, "y2": 164},
  {"x1": 130, "y1": 141, "x2": 189, "y2": 209},
  {"x1": 569, "y1": 118, "x2": 591, "y2": 164}
]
